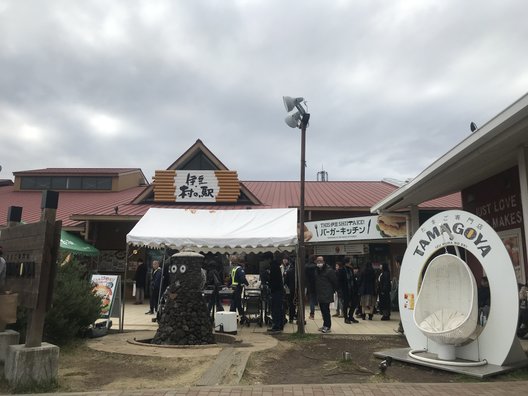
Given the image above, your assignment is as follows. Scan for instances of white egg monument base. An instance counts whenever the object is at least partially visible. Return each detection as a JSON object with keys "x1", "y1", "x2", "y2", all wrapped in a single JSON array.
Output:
[{"x1": 374, "y1": 210, "x2": 528, "y2": 378}]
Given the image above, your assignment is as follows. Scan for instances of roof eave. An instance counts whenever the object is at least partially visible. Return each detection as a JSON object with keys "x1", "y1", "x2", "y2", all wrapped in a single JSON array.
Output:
[{"x1": 371, "y1": 92, "x2": 528, "y2": 213}]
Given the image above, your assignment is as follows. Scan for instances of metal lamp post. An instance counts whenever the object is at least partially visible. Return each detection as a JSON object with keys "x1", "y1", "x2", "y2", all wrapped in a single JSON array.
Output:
[{"x1": 283, "y1": 96, "x2": 310, "y2": 334}]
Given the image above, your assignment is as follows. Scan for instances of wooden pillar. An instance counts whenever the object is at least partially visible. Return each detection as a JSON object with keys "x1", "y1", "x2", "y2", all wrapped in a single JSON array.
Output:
[{"x1": 25, "y1": 191, "x2": 60, "y2": 348}]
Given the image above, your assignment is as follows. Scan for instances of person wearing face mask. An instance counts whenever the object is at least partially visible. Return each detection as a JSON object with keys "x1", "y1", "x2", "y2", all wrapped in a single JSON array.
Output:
[{"x1": 314, "y1": 256, "x2": 337, "y2": 333}]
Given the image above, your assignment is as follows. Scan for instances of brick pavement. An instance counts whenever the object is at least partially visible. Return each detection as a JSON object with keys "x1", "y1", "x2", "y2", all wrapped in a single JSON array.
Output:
[{"x1": 19, "y1": 382, "x2": 528, "y2": 396}]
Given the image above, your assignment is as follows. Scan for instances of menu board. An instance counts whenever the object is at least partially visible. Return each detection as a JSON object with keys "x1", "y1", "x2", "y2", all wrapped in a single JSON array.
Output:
[{"x1": 91, "y1": 274, "x2": 119, "y2": 319}]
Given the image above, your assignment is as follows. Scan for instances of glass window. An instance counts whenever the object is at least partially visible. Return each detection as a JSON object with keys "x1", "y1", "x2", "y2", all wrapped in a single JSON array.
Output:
[
  {"x1": 82, "y1": 177, "x2": 98, "y2": 190},
  {"x1": 51, "y1": 177, "x2": 67, "y2": 189},
  {"x1": 20, "y1": 177, "x2": 37, "y2": 189},
  {"x1": 20, "y1": 175, "x2": 112, "y2": 190},
  {"x1": 96, "y1": 177, "x2": 112, "y2": 190},
  {"x1": 35, "y1": 177, "x2": 51, "y2": 189},
  {"x1": 67, "y1": 177, "x2": 82, "y2": 190}
]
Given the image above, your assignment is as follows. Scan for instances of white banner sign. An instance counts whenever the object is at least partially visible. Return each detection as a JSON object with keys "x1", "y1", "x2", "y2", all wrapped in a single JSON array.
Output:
[
  {"x1": 314, "y1": 244, "x2": 369, "y2": 256},
  {"x1": 305, "y1": 214, "x2": 407, "y2": 243},
  {"x1": 175, "y1": 170, "x2": 220, "y2": 202}
]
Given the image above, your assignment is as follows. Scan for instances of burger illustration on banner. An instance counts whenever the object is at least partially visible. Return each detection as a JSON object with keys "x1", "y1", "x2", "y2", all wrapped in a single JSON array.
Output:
[
  {"x1": 298, "y1": 224, "x2": 313, "y2": 242},
  {"x1": 93, "y1": 282, "x2": 113, "y2": 315},
  {"x1": 377, "y1": 215, "x2": 407, "y2": 238}
]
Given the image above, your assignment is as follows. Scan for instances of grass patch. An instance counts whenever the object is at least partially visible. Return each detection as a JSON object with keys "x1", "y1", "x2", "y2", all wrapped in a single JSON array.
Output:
[
  {"x1": 337, "y1": 358, "x2": 375, "y2": 374},
  {"x1": 58, "y1": 338, "x2": 88, "y2": 354},
  {"x1": 10, "y1": 379, "x2": 59, "y2": 394}
]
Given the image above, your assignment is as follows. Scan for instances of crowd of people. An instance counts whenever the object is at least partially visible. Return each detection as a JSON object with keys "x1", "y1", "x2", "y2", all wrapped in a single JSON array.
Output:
[
  {"x1": 133, "y1": 252, "x2": 399, "y2": 333},
  {"x1": 265, "y1": 254, "x2": 398, "y2": 334}
]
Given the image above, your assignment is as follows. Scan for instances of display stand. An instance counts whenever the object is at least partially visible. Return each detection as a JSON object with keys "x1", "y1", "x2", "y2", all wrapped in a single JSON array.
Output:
[{"x1": 91, "y1": 274, "x2": 123, "y2": 331}]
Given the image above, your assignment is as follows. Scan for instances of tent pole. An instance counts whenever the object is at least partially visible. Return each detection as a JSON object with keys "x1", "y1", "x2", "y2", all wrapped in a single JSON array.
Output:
[
  {"x1": 158, "y1": 246, "x2": 168, "y2": 314},
  {"x1": 121, "y1": 244, "x2": 129, "y2": 332}
]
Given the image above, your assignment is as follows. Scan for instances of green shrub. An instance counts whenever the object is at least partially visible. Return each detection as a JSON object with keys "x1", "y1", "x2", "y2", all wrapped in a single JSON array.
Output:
[
  {"x1": 9, "y1": 260, "x2": 101, "y2": 346},
  {"x1": 43, "y1": 260, "x2": 101, "y2": 345}
]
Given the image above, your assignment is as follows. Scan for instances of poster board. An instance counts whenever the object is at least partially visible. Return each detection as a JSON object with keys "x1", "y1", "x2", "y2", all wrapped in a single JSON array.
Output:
[
  {"x1": 498, "y1": 228, "x2": 526, "y2": 284},
  {"x1": 91, "y1": 274, "x2": 122, "y2": 323}
]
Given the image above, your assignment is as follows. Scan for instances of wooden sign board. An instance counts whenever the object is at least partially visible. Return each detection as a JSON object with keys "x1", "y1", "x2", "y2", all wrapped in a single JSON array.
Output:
[
  {"x1": 153, "y1": 170, "x2": 241, "y2": 203},
  {"x1": 0, "y1": 221, "x2": 56, "y2": 309}
]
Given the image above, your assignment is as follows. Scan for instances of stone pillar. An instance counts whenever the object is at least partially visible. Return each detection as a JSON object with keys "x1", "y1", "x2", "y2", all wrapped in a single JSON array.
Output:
[
  {"x1": 0, "y1": 330, "x2": 19, "y2": 364},
  {"x1": 4, "y1": 343, "x2": 60, "y2": 388}
]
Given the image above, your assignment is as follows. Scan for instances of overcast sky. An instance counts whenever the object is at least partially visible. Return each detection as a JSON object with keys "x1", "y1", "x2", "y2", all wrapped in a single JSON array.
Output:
[{"x1": 1, "y1": 1, "x2": 527, "y2": 183}]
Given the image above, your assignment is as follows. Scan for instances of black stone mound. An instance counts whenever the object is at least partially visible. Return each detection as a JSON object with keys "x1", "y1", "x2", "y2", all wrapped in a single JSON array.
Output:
[{"x1": 152, "y1": 253, "x2": 215, "y2": 345}]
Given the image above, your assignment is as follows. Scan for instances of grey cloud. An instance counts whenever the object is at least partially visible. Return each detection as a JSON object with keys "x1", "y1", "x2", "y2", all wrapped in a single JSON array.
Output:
[{"x1": 1, "y1": 0, "x2": 528, "y2": 184}]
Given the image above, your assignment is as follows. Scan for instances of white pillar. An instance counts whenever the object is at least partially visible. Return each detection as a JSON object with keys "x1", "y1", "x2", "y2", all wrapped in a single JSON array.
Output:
[{"x1": 517, "y1": 146, "x2": 528, "y2": 284}]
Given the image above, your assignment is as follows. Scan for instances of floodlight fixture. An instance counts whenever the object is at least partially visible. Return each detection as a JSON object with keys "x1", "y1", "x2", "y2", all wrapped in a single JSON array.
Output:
[
  {"x1": 283, "y1": 96, "x2": 305, "y2": 112},
  {"x1": 470, "y1": 122, "x2": 478, "y2": 132},
  {"x1": 285, "y1": 111, "x2": 302, "y2": 128}
]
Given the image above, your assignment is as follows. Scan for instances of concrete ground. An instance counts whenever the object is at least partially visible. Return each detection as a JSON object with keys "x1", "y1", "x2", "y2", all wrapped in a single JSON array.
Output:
[
  {"x1": 121, "y1": 301, "x2": 401, "y2": 335},
  {"x1": 90, "y1": 301, "x2": 398, "y2": 358}
]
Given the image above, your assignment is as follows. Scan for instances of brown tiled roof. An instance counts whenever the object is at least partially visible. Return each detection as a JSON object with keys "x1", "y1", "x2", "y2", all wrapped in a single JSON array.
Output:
[
  {"x1": 0, "y1": 185, "x2": 146, "y2": 228},
  {"x1": 243, "y1": 181, "x2": 401, "y2": 209},
  {"x1": 0, "y1": 179, "x2": 461, "y2": 229},
  {"x1": 420, "y1": 193, "x2": 462, "y2": 209},
  {"x1": 13, "y1": 168, "x2": 141, "y2": 176},
  {"x1": 0, "y1": 179, "x2": 13, "y2": 187}
]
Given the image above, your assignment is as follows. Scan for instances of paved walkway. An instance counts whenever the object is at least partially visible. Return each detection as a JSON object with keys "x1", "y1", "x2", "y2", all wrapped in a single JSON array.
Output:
[
  {"x1": 122, "y1": 301, "x2": 401, "y2": 335},
  {"x1": 19, "y1": 381, "x2": 528, "y2": 395}
]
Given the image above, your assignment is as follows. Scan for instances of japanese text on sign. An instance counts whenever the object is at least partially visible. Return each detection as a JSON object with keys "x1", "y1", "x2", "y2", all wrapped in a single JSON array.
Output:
[
  {"x1": 174, "y1": 171, "x2": 220, "y2": 202},
  {"x1": 305, "y1": 215, "x2": 407, "y2": 243}
]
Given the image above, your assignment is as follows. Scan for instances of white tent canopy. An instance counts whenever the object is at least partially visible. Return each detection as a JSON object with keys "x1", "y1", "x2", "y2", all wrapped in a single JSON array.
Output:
[{"x1": 126, "y1": 207, "x2": 298, "y2": 253}]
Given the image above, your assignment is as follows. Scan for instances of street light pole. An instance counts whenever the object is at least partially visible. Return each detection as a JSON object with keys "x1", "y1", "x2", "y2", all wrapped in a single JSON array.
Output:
[
  {"x1": 296, "y1": 113, "x2": 310, "y2": 334},
  {"x1": 282, "y1": 96, "x2": 310, "y2": 334}
]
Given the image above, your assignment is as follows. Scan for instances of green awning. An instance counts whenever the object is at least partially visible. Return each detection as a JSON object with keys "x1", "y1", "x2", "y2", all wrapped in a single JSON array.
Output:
[{"x1": 60, "y1": 230, "x2": 100, "y2": 256}]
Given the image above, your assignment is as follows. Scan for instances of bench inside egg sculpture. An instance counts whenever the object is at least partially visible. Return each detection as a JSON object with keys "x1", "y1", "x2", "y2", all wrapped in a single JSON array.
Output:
[{"x1": 152, "y1": 253, "x2": 214, "y2": 345}]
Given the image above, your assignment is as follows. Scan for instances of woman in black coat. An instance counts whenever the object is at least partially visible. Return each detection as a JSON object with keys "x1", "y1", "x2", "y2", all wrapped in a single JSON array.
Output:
[
  {"x1": 378, "y1": 262, "x2": 392, "y2": 320},
  {"x1": 358, "y1": 262, "x2": 376, "y2": 320},
  {"x1": 314, "y1": 256, "x2": 338, "y2": 333}
]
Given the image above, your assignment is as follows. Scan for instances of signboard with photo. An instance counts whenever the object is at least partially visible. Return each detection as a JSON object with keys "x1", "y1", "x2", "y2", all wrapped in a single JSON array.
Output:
[
  {"x1": 304, "y1": 214, "x2": 406, "y2": 243},
  {"x1": 91, "y1": 274, "x2": 119, "y2": 319},
  {"x1": 498, "y1": 228, "x2": 526, "y2": 285}
]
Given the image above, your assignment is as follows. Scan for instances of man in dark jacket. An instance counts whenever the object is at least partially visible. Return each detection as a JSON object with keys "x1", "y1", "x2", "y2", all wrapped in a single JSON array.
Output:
[
  {"x1": 378, "y1": 262, "x2": 392, "y2": 320},
  {"x1": 266, "y1": 252, "x2": 284, "y2": 332},
  {"x1": 314, "y1": 256, "x2": 337, "y2": 333},
  {"x1": 147, "y1": 260, "x2": 162, "y2": 314},
  {"x1": 134, "y1": 259, "x2": 147, "y2": 304},
  {"x1": 341, "y1": 260, "x2": 359, "y2": 323},
  {"x1": 229, "y1": 257, "x2": 249, "y2": 324},
  {"x1": 359, "y1": 262, "x2": 377, "y2": 320}
]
